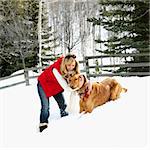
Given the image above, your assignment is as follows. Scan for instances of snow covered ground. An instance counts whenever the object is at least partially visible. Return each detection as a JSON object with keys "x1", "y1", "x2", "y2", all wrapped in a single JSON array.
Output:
[{"x1": 0, "y1": 74, "x2": 150, "y2": 150}]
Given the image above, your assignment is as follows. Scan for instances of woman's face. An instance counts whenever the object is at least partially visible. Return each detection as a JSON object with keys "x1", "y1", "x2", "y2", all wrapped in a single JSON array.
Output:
[{"x1": 66, "y1": 60, "x2": 76, "y2": 71}]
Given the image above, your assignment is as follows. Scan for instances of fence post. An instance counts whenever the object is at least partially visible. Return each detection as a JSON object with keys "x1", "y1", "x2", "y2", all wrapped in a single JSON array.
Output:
[
  {"x1": 85, "y1": 56, "x2": 90, "y2": 79},
  {"x1": 24, "y1": 69, "x2": 29, "y2": 86}
]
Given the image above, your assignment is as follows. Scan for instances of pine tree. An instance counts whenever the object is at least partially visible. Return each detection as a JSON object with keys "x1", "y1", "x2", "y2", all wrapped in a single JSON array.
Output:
[
  {"x1": 87, "y1": 0, "x2": 149, "y2": 74},
  {"x1": 0, "y1": 0, "x2": 39, "y2": 77}
]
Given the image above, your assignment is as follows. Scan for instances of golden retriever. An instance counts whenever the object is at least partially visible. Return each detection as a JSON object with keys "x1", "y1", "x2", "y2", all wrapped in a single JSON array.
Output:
[{"x1": 68, "y1": 74, "x2": 127, "y2": 113}]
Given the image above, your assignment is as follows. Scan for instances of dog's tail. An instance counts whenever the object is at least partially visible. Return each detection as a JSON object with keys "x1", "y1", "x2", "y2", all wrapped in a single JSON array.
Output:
[
  {"x1": 112, "y1": 80, "x2": 127, "y2": 93},
  {"x1": 122, "y1": 88, "x2": 127, "y2": 93}
]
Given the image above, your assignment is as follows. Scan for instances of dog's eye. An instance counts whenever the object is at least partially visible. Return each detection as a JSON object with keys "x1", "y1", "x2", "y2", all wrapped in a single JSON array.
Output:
[{"x1": 75, "y1": 78, "x2": 78, "y2": 81}]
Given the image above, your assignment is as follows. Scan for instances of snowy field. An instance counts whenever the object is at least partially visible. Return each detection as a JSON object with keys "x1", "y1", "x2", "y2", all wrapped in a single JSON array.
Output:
[{"x1": 0, "y1": 74, "x2": 150, "y2": 150}]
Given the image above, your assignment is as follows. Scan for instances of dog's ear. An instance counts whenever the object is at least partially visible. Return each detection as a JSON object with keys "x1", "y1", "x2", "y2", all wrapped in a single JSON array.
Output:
[
  {"x1": 80, "y1": 74, "x2": 88, "y2": 83},
  {"x1": 78, "y1": 75, "x2": 83, "y2": 82}
]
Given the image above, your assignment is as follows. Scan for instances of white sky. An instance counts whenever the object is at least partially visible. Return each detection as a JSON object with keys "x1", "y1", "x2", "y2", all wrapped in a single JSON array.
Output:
[{"x1": 0, "y1": 73, "x2": 150, "y2": 150}]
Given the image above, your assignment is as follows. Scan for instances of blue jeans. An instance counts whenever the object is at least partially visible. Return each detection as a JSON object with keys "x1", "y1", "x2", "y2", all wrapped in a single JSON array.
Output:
[{"x1": 37, "y1": 82, "x2": 67, "y2": 123}]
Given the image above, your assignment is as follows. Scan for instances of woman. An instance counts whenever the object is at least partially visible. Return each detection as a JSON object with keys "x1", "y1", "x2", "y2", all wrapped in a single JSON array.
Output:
[{"x1": 37, "y1": 54, "x2": 80, "y2": 132}]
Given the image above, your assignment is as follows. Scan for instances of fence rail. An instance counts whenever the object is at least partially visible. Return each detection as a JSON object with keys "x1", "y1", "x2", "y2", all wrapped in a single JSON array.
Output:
[
  {"x1": 88, "y1": 62, "x2": 150, "y2": 69},
  {"x1": 0, "y1": 53, "x2": 150, "y2": 89},
  {"x1": 85, "y1": 52, "x2": 150, "y2": 59},
  {"x1": 89, "y1": 72, "x2": 150, "y2": 77},
  {"x1": 0, "y1": 72, "x2": 24, "y2": 81}
]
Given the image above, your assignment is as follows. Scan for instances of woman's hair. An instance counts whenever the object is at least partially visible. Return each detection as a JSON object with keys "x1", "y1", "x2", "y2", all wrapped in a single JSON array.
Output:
[{"x1": 60, "y1": 54, "x2": 80, "y2": 78}]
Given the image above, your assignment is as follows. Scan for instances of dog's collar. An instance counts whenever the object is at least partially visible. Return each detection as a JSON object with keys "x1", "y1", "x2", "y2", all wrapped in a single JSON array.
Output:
[{"x1": 79, "y1": 74, "x2": 87, "y2": 89}]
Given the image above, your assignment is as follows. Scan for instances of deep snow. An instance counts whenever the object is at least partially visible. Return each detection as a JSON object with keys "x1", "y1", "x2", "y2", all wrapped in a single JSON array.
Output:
[{"x1": 0, "y1": 75, "x2": 150, "y2": 150}]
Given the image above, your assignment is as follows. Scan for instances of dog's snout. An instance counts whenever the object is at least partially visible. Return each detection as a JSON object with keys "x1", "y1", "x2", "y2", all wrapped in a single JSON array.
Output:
[{"x1": 70, "y1": 85, "x2": 74, "y2": 89}]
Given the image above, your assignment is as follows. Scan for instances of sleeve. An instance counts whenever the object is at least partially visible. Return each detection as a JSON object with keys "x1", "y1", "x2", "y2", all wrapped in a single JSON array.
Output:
[{"x1": 52, "y1": 68, "x2": 73, "y2": 91}]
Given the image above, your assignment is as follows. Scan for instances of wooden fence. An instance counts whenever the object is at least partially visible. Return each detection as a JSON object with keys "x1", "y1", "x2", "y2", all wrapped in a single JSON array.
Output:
[
  {"x1": 0, "y1": 60, "x2": 85, "y2": 89},
  {"x1": 84, "y1": 52, "x2": 150, "y2": 78},
  {"x1": 0, "y1": 53, "x2": 150, "y2": 89}
]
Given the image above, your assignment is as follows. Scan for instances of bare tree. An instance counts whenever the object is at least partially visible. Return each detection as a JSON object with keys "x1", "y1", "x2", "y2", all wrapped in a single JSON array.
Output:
[{"x1": 47, "y1": 0, "x2": 99, "y2": 56}]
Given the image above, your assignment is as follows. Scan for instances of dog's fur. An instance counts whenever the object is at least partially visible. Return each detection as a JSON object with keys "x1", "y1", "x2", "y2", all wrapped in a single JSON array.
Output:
[{"x1": 68, "y1": 74, "x2": 127, "y2": 113}]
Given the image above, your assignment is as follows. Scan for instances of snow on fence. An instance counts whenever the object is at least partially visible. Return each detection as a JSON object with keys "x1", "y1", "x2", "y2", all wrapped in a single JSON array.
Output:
[{"x1": 0, "y1": 53, "x2": 150, "y2": 89}]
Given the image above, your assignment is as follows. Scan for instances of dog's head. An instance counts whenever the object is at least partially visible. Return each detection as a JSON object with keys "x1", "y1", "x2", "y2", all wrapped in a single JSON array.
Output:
[
  {"x1": 64, "y1": 70, "x2": 78, "y2": 83},
  {"x1": 68, "y1": 74, "x2": 88, "y2": 90}
]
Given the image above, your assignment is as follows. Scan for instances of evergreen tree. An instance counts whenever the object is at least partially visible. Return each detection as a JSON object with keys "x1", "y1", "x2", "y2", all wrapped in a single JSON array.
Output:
[
  {"x1": 87, "y1": 0, "x2": 149, "y2": 74},
  {"x1": 0, "y1": 0, "x2": 39, "y2": 77}
]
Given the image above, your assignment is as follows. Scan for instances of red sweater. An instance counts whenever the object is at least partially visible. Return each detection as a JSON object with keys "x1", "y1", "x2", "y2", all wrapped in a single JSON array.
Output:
[{"x1": 38, "y1": 57, "x2": 64, "y2": 97}]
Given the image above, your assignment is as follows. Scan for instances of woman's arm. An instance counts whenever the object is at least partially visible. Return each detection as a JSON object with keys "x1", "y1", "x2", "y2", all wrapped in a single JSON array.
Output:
[{"x1": 52, "y1": 68, "x2": 72, "y2": 91}]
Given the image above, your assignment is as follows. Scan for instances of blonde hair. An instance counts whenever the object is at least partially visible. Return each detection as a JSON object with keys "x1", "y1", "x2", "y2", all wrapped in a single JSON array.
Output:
[{"x1": 60, "y1": 54, "x2": 80, "y2": 79}]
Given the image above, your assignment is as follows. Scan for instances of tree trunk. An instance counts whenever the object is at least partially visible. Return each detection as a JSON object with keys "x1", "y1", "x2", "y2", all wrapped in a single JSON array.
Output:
[{"x1": 38, "y1": 0, "x2": 42, "y2": 72}]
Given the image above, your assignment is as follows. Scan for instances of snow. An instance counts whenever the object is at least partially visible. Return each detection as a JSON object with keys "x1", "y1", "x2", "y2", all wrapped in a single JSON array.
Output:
[{"x1": 0, "y1": 73, "x2": 150, "y2": 150}]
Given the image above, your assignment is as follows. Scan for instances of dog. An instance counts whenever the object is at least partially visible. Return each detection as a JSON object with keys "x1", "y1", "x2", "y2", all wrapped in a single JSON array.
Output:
[{"x1": 68, "y1": 74, "x2": 127, "y2": 113}]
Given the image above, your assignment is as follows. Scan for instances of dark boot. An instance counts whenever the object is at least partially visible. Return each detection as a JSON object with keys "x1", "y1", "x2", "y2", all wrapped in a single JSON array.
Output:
[
  {"x1": 39, "y1": 123, "x2": 48, "y2": 132},
  {"x1": 60, "y1": 110, "x2": 69, "y2": 117}
]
